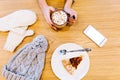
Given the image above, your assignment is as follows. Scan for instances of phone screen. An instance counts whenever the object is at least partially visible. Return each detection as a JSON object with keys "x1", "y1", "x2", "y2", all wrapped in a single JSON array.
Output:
[{"x1": 84, "y1": 25, "x2": 107, "y2": 47}]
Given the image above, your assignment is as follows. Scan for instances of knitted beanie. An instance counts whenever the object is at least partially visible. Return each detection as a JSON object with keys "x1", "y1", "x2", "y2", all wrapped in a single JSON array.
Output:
[{"x1": 2, "y1": 35, "x2": 48, "y2": 80}]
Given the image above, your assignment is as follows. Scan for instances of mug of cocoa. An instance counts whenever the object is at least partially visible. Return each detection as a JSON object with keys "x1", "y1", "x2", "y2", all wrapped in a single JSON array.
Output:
[{"x1": 51, "y1": 9, "x2": 76, "y2": 29}]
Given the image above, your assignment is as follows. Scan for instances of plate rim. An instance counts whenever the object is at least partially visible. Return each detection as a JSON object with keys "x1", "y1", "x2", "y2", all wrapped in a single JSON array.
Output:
[{"x1": 51, "y1": 43, "x2": 90, "y2": 80}]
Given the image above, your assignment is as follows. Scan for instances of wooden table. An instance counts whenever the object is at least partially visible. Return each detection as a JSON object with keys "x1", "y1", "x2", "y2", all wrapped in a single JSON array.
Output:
[{"x1": 0, "y1": 0, "x2": 120, "y2": 80}]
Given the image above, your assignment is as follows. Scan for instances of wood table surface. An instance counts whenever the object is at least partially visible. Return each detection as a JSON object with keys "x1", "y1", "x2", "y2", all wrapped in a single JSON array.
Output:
[{"x1": 0, "y1": 0, "x2": 120, "y2": 80}]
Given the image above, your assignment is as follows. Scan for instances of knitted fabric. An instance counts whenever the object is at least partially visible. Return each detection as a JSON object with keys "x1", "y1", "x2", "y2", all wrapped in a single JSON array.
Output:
[
  {"x1": 2, "y1": 35, "x2": 48, "y2": 80},
  {"x1": 0, "y1": 10, "x2": 37, "y2": 31},
  {"x1": 0, "y1": 10, "x2": 37, "y2": 52},
  {"x1": 4, "y1": 27, "x2": 34, "y2": 52}
]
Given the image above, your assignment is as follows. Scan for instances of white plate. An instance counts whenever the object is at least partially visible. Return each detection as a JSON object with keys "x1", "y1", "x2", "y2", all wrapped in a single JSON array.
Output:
[{"x1": 51, "y1": 43, "x2": 90, "y2": 80}]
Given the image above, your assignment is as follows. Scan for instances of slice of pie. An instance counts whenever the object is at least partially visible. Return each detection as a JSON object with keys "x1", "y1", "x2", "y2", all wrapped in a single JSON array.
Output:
[{"x1": 62, "y1": 56, "x2": 82, "y2": 75}]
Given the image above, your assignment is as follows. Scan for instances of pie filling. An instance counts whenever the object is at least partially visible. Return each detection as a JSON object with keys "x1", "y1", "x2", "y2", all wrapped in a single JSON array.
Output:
[{"x1": 62, "y1": 56, "x2": 83, "y2": 75}]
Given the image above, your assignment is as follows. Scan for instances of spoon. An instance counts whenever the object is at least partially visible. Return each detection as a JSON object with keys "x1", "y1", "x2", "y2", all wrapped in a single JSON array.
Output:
[{"x1": 59, "y1": 48, "x2": 91, "y2": 55}]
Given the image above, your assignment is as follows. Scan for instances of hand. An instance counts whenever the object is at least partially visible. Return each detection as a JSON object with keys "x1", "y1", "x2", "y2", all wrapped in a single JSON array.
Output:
[
  {"x1": 64, "y1": 7, "x2": 77, "y2": 24},
  {"x1": 64, "y1": 0, "x2": 77, "y2": 25},
  {"x1": 42, "y1": 6, "x2": 58, "y2": 30}
]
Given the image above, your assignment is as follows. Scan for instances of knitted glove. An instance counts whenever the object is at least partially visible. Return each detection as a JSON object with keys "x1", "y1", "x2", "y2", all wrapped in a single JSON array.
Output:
[
  {"x1": 0, "y1": 10, "x2": 37, "y2": 31},
  {"x1": 2, "y1": 35, "x2": 48, "y2": 80},
  {"x1": 4, "y1": 28, "x2": 34, "y2": 52},
  {"x1": 0, "y1": 10, "x2": 37, "y2": 52}
]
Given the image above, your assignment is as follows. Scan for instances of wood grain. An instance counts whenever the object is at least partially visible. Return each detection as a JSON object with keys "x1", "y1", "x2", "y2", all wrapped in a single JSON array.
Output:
[{"x1": 0, "y1": 0, "x2": 120, "y2": 80}]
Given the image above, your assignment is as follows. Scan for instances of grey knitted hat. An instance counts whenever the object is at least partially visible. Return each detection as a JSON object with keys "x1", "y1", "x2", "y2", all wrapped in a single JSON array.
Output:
[{"x1": 2, "y1": 35, "x2": 48, "y2": 80}]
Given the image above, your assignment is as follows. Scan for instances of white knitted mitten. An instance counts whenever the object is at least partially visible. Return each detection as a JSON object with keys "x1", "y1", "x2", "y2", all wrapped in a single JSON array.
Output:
[
  {"x1": 0, "y1": 10, "x2": 37, "y2": 52},
  {"x1": 0, "y1": 10, "x2": 37, "y2": 31},
  {"x1": 4, "y1": 28, "x2": 34, "y2": 52}
]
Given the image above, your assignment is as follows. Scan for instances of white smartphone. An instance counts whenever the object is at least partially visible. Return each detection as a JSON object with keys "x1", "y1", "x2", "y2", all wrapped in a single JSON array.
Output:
[{"x1": 84, "y1": 25, "x2": 107, "y2": 47}]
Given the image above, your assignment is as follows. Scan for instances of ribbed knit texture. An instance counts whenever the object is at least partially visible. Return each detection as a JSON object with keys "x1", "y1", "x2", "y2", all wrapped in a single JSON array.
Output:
[
  {"x1": 4, "y1": 28, "x2": 34, "y2": 52},
  {"x1": 2, "y1": 35, "x2": 48, "y2": 80}
]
